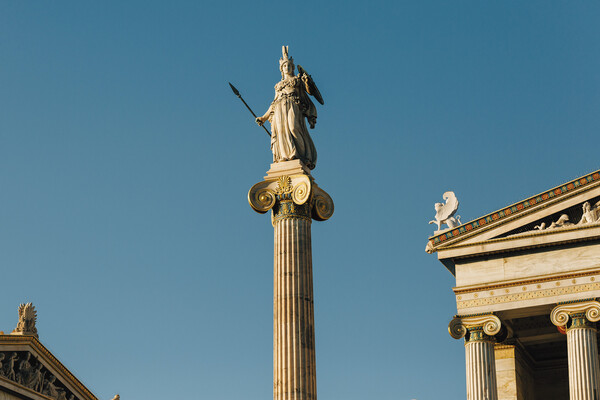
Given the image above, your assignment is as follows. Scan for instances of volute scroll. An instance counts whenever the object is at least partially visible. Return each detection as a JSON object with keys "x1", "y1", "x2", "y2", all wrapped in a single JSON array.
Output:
[
  {"x1": 249, "y1": 174, "x2": 314, "y2": 214},
  {"x1": 550, "y1": 300, "x2": 600, "y2": 327},
  {"x1": 292, "y1": 179, "x2": 311, "y2": 205},
  {"x1": 248, "y1": 181, "x2": 277, "y2": 213},
  {"x1": 448, "y1": 314, "x2": 502, "y2": 340},
  {"x1": 312, "y1": 185, "x2": 334, "y2": 221}
]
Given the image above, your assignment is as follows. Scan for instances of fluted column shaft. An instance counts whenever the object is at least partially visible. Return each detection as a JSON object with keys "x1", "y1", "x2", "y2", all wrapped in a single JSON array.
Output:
[
  {"x1": 465, "y1": 330, "x2": 498, "y2": 400},
  {"x1": 249, "y1": 167, "x2": 334, "y2": 400},
  {"x1": 566, "y1": 319, "x2": 600, "y2": 400},
  {"x1": 551, "y1": 301, "x2": 600, "y2": 400},
  {"x1": 273, "y1": 215, "x2": 316, "y2": 400},
  {"x1": 449, "y1": 314, "x2": 502, "y2": 400}
]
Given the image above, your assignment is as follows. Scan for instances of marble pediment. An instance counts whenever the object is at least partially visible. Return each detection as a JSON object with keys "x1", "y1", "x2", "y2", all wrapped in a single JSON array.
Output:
[
  {"x1": 426, "y1": 170, "x2": 600, "y2": 271},
  {"x1": 0, "y1": 335, "x2": 97, "y2": 400}
]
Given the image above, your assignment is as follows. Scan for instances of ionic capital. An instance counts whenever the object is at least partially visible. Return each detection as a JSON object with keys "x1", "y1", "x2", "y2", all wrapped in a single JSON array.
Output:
[
  {"x1": 249, "y1": 174, "x2": 311, "y2": 213},
  {"x1": 449, "y1": 314, "x2": 502, "y2": 342},
  {"x1": 248, "y1": 171, "x2": 333, "y2": 223},
  {"x1": 550, "y1": 300, "x2": 600, "y2": 330}
]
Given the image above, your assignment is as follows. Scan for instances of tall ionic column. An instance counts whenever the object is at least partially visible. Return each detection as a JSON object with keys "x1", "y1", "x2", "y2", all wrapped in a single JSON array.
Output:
[
  {"x1": 551, "y1": 300, "x2": 600, "y2": 400},
  {"x1": 249, "y1": 160, "x2": 334, "y2": 400},
  {"x1": 449, "y1": 314, "x2": 503, "y2": 400}
]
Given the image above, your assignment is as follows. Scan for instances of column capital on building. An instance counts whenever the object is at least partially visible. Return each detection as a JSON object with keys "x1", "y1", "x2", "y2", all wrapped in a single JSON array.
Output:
[
  {"x1": 550, "y1": 299, "x2": 600, "y2": 330},
  {"x1": 449, "y1": 313, "x2": 503, "y2": 342},
  {"x1": 248, "y1": 160, "x2": 334, "y2": 223}
]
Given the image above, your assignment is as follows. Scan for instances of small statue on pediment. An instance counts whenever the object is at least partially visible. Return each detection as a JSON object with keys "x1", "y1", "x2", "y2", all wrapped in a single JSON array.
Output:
[
  {"x1": 24, "y1": 362, "x2": 44, "y2": 392},
  {"x1": 4, "y1": 352, "x2": 17, "y2": 380},
  {"x1": 535, "y1": 214, "x2": 573, "y2": 231},
  {"x1": 578, "y1": 201, "x2": 600, "y2": 225},
  {"x1": 43, "y1": 375, "x2": 67, "y2": 400},
  {"x1": 429, "y1": 191, "x2": 461, "y2": 234},
  {"x1": 17, "y1": 352, "x2": 32, "y2": 385},
  {"x1": 12, "y1": 303, "x2": 38, "y2": 338},
  {"x1": 0, "y1": 353, "x2": 5, "y2": 376}
]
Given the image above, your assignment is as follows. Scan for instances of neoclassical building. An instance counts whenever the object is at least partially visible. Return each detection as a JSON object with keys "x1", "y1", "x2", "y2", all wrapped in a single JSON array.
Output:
[
  {"x1": 427, "y1": 170, "x2": 600, "y2": 400},
  {"x1": 0, "y1": 303, "x2": 107, "y2": 400}
]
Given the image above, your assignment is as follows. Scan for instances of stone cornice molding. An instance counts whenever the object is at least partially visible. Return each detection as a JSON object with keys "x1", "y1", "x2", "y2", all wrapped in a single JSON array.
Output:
[
  {"x1": 550, "y1": 299, "x2": 600, "y2": 327},
  {"x1": 449, "y1": 314, "x2": 501, "y2": 340}
]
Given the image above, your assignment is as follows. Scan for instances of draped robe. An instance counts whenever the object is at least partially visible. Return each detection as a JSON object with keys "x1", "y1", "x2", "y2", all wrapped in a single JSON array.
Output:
[{"x1": 268, "y1": 75, "x2": 317, "y2": 169}]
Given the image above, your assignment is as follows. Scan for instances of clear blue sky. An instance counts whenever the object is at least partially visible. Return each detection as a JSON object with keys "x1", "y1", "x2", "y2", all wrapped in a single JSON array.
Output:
[{"x1": 1, "y1": 2, "x2": 599, "y2": 399}]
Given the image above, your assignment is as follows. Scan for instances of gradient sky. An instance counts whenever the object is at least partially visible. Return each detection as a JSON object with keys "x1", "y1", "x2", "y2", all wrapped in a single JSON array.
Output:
[{"x1": 1, "y1": 2, "x2": 599, "y2": 399}]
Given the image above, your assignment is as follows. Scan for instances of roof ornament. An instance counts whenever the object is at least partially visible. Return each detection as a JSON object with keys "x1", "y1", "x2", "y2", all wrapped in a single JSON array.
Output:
[
  {"x1": 429, "y1": 191, "x2": 461, "y2": 235},
  {"x1": 11, "y1": 303, "x2": 38, "y2": 338}
]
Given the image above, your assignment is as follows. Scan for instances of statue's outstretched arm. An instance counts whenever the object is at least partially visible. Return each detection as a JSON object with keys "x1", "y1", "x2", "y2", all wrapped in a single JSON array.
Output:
[{"x1": 256, "y1": 103, "x2": 274, "y2": 126}]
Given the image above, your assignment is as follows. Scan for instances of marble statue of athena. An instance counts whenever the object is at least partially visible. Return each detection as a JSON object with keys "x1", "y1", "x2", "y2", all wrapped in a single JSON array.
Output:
[{"x1": 256, "y1": 46, "x2": 323, "y2": 170}]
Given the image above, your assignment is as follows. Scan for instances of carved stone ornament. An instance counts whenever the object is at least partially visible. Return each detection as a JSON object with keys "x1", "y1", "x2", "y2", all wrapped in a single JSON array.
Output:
[
  {"x1": 311, "y1": 185, "x2": 334, "y2": 221},
  {"x1": 249, "y1": 174, "x2": 312, "y2": 213},
  {"x1": 531, "y1": 201, "x2": 600, "y2": 233},
  {"x1": 550, "y1": 300, "x2": 600, "y2": 327},
  {"x1": 578, "y1": 201, "x2": 600, "y2": 224},
  {"x1": 429, "y1": 191, "x2": 461, "y2": 235},
  {"x1": 248, "y1": 174, "x2": 333, "y2": 223},
  {"x1": 0, "y1": 351, "x2": 79, "y2": 400},
  {"x1": 533, "y1": 213, "x2": 573, "y2": 231},
  {"x1": 448, "y1": 314, "x2": 502, "y2": 340},
  {"x1": 12, "y1": 303, "x2": 38, "y2": 338}
]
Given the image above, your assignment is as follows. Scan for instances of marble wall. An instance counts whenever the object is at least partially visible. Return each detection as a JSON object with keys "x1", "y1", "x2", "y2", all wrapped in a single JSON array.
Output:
[
  {"x1": 0, "y1": 390, "x2": 22, "y2": 400},
  {"x1": 494, "y1": 343, "x2": 570, "y2": 400}
]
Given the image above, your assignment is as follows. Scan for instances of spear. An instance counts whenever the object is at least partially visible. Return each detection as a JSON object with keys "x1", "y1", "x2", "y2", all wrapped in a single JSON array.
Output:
[{"x1": 229, "y1": 82, "x2": 271, "y2": 137}]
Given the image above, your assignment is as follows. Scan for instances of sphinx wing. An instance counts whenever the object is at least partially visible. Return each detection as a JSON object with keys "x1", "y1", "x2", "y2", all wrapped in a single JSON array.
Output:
[{"x1": 436, "y1": 192, "x2": 459, "y2": 221}]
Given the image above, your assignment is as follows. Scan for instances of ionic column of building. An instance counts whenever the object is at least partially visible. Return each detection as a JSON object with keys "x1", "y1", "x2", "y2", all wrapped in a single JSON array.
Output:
[
  {"x1": 249, "y1": 161, "x2": 334, "y2": 400},
  {"x1": 449, "y1": 314, "x2": 503, "y2": 400},
  {"x1": 551, "y1": 300, "x2": 600, "y2": 400}
]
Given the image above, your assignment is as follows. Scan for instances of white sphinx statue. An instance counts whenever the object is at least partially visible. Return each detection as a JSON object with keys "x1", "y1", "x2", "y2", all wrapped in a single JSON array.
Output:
[{"x1": 429, "y1": 191, "x2": 462, "y2": 234}]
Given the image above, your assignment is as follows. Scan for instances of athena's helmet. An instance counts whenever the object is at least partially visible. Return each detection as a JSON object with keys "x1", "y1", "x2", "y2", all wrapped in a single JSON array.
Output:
[{"x1": 279, "y1": 46, "x2": 295, "y2": 78}]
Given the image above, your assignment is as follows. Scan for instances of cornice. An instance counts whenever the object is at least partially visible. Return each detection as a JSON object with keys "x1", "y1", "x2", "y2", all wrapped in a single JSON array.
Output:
[
  {"x1": 427, "y1": 170, "x2": 600, "y2": 253},
  {"x1": 439, "y1": 222, "x2": 600, "y2": 258}
]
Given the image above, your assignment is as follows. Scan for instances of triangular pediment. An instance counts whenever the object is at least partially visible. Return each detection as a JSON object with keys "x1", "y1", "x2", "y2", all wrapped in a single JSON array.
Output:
[
  {"x1": 0, "y1": 335, "x2": 97, "y2": 400},
  {"x1": 426, "y1": 170, "x2": 600, "y2": 269}
]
